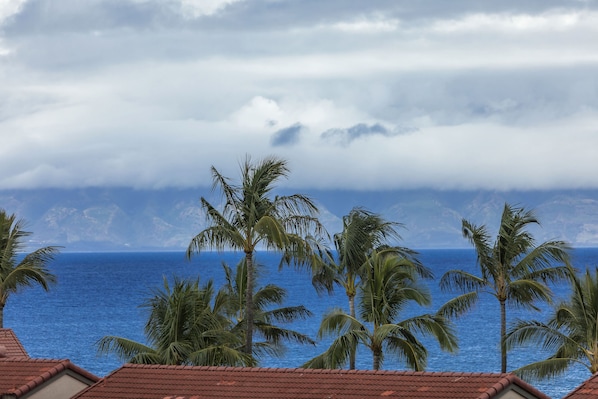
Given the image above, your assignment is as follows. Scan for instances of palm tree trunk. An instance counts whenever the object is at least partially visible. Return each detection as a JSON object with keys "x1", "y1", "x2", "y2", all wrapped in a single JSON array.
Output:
[
  {"x1": 500, "y1": 299, "x2": 507, "y2": 373},
  {"x1": 244, "y1": 251, "x2": 255, "y2": 357},
  {"x1": 348, "y1": 294, "x2": 356, "y2": 370},
  {"x1": 373, "y1": 347, "x2": 382, "y2": 370},
  {"x1": 0, "y1": 302, "x2": 4, "y2": 328},
  {"x1": 349, "y1": 295, "x2": 355, "y2": 318}
]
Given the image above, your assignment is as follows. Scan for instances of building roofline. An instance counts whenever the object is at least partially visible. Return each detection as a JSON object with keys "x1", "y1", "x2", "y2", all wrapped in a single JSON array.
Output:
[
  {"x1": 1, "y1": 358, "x2": 100, "y2": 397},
  {"x1": 0, "y1": 329, "x2": 29, "y2": 358},
  {"x1": 479, "y1": 374, "x2": 552, "y2": 399}
]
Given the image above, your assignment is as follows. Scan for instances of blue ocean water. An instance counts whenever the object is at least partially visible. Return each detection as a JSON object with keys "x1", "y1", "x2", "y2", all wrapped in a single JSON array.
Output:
[{"x1": 5, "y1": 248, "x2": 598, "y2": 399}]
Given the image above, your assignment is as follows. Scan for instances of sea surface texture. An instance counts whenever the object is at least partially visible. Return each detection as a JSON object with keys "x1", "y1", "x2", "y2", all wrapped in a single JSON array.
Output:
[{"x1": 7, "y1": 249, "x2": 598, "y2": 399}]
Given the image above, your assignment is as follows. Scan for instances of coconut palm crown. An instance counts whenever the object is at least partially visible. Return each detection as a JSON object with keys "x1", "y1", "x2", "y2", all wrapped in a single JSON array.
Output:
[
  {"x1": 219, "y1": 258, "x2": 315, "y2": 359},
  {"x1": 186, "y1": 155, "x2": 324, "y2": 357},
  {"x1": 0, "y1": 209, "x2": 59, "y2": 328},
  {"x1": 304, "y1": 249, "x2": 457, "y2": 371},
  {"x1": 440, "y1": 203, "x2": 572, "y2": 373},
  {"x1": 506, "y1": 267, "x2": 598, "y2": 381},
  {"x1": 310, "y1": 207, "x2": 429, "y2": 369},
  {"x1": 98, "y1": 276, "x2": 251, "y2": 367}
]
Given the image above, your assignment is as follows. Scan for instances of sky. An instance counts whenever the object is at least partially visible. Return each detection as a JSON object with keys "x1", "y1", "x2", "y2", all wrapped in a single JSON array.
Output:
[{"x1": 1, "y1": 0, "x2": 597, "y2": 192}]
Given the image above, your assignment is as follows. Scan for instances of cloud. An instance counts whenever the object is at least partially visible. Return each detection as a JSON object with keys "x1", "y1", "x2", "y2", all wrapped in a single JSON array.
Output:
[
  {"x1": 430, "y1": 10, "x2": 598, "y2": 34},
  {"x1": 271, "y1": 123, "x2": 305, "y2": 147},
  {"x1": 177, "y1": 0, "x2": 245, "y2": 18},
  {"x1": 1, "y1": 1, "x2": 598, "y2": 191},
  {"x1": 321, "y1": 123, "x2": 415, "y2": 146},
  {"x1": 0, "y1": 0, "x2": 27, "y2": 26},
  {"x1": 0, "y1": 0, "x2": 27, "y2": 54},
  {"x1": 327, "y1": 14, "x2": 399, "y2": 33}
]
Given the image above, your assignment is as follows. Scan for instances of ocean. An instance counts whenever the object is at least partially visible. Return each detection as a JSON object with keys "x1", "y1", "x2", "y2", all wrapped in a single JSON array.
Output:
[{"x1": 6, "y1": 248, "x2": 598, "y2": 399}]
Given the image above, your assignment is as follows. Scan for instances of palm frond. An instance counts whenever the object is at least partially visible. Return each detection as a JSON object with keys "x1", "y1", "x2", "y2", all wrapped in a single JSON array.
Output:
[
  {"x1": 383, "y1": 328, "x2": 428, "y2": 371},
  {"x1": 0, "y1": 210, "x2": 59, "y2": 326},
  {"x1": 396, "y1": 314, "x2": 458, "y2": 353},
  {"x1": 188, "y1": 345, "x2": 253, "y2": 367},
  {"x1": 96, "y1": 336, "x2": 156, "y2": 362},
  {"x1": 512, "y1": 357, "x2": 582, "y2": 382},
  {"x1": 439, "y1": 270, "x2": 486, "y2": 293},
  {"x1": 303, "y1": 331, "x2": 363, "y2": 369},
  {"x1": 437, "y1": 291, "x2": 479, "y2": 319}
]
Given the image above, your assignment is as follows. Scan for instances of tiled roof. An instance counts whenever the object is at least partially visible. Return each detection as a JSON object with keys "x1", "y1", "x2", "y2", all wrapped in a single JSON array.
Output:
[
  {"x1": 73, "y1": 365, "x2": 551, "y2": 399},
  {"x1": 0, "y1": 328, "x2": 29, "y2": 358},
  {"x1": 563, "y1": 373, "x2": 598, "y2": 399},
  {"x1": 0, "y1": 358, "x2": 100, "y2": 398}
]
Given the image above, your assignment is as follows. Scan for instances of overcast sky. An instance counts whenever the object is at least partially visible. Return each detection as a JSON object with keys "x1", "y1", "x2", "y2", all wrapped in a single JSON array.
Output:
[{"x1": 1, "y1": 0, "x2": 597, "y2": 192}]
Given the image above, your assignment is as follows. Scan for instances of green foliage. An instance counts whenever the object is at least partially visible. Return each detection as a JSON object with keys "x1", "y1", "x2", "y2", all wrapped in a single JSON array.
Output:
[
  {"x1": 304, "y1": 249, "x2": 457, "y2": 371},
  {"x1": 98, "y1": 259, "x2": 315, "y2": 367},
  {"x1": 0, "y1": 209, "x2": 59, "y2": 328},
  {"x1": 309, "y1": 207, "x2": 429, "y2": 369},
  {"x1": 186, "y1": 155, "x2": 324, "y2": 357},
  {"x1": 440, "y1": 203, "x2": 572, "y2": 372},
  {"x1": 218, "y1": 259, "x2": 315, "y2": 358},
  {"x1": 312, "y1": 207, "x2": 408, "y2": 296},
  {"x1": 98, "y1": 276, "x2": 251, "y2": 366},
  {"x1": 506, "y1": 267, "x2": 598, "y2": 381}
]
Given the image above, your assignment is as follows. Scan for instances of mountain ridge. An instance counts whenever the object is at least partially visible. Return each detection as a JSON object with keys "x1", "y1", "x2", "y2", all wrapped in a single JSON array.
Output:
[{"x1": 2, "y1": 187, "x2": 598, "y2": 251}]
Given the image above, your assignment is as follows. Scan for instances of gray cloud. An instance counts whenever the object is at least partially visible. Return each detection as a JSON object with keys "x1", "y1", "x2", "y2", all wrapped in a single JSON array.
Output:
[
  {"x1": 5, "y1": 0, "x2": 594, "y2": 36},
  {"x1": 271, "y1": 123, "x2": 304, "y2": 147},
  {"x1": 321, "y1": 123, "x2": 416, "y2": 146},
  {"x1": 1, "y1": 0, "x2": 598, "y2": 191}
]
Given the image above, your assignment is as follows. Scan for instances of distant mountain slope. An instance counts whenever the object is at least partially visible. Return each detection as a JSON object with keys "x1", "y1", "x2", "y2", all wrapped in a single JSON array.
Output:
[{"x1": 2, "y1": 188, "x2": 598, "y2": 251}]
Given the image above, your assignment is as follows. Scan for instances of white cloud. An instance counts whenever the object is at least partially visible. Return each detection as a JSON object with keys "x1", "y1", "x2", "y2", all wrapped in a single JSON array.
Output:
[
  {"x1": 0, "y1": 0, "x2": 28, "y2": 54},
  {"x1": 0, "y1": 0, "x2": 27, "y2": 26},
  {"x1": 178, "y1": 0, "x2": 245, "y2": 18},
  {"x1": 431, "y1": 10, "x2": 598, "y2": 33},
  {"x1": 328, "y1": 14, "x2": 399, "y2": 33},
  {"x1": 1, "y1": 1, "x2": 598, "y2": 191},
  {"x1": 231, "y1": 96, "x2": 284, "y2": 130}
]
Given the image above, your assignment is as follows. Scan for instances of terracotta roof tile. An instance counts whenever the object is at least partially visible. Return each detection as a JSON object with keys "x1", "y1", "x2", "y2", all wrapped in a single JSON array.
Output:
[
  {"x1": 563, "y1": 373, "x2": 598, "y2": 399},
  {"x1": 0, "y1": 328, "x2": 29, "y2": 358},
  {"x1": 73, "y1": 365, "x2": 552, "y2": 399},
  {"x1": 0, "y1": 358, "x2": 100, "y2": 398}
]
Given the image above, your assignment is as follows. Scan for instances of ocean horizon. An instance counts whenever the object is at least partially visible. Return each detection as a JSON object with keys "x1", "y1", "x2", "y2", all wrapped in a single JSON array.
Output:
[{"x1": 6, "y1": 248, "x2": 598, "y2": 399}]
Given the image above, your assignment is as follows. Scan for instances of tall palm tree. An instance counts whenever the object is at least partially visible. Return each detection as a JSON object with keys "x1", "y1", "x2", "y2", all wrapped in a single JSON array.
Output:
[
  {"x1": 311, "y1": 207, "x2": 428, "y2": 369},
  {"x1": 98, "y1": 276, "x2": 251, "y2": 366},
  {"x1": 219, "y1": 259, "x2": 315, "y2": 359},
  {"x1": 304, "y1": 250, "x2": 457, "y2": 370},
  {"x1": 505, "y1": 267, "x2": 598, "y2": 381},
  {"x1": 186, "y1": 155, "x2": 324, "y2": 357},
  {"x1": 440, "y1": 203, "x2": 572, "y2": 373},
  {"x1": 0, "y1": 209, "x2": 59, "y2": 328}
]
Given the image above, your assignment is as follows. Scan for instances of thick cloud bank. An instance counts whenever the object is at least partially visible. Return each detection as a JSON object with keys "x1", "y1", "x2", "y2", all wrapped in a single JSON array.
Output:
[{"x1": 1, "y1": 0, "x2": 597, "y2": 190}]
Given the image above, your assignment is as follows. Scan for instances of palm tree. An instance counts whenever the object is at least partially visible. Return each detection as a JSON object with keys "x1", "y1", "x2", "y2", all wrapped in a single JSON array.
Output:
[
  {"x1": 311, "y1": 207, "x2": 428, "y2": 369},
  {"x1": 186, "y1": 155, "x2": 324, "y2": 357},
  {"x1": 505, "y1": 267, "x2": 598, "y2": 381},
  {"x1": 0, "y1": 209, "x2": 59, "y2": 328},
  {"x1": 440, "y1": 203, "x2": 572, "y2": 373},
  {"x1": 304, "y1": 250, "x2": 457, "y2": 370},
  {"x1": 98, "y1": 276, "x2": 251, "y2": 366},
  {"x1": 219, "y1": 258, "x2": 315, "y2": 359}
]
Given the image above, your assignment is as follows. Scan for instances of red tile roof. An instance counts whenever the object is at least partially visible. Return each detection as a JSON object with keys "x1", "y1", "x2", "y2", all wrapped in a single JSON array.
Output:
[
  {"x1": 563, "y1": 373, "x2": 598, "y2": 399},
  {"x1": 73, "y1": 365, "x2": 551, "y2": 399},
  {"x1": 0, "y1": 328, "x2": 29, "y2": 358},
  {"x1": 0, "y1": 358, "x2": 100, "y2": 398}
]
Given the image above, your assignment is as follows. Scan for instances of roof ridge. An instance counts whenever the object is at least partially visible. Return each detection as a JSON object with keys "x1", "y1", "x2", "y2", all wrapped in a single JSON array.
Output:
[
  {"x1": 72, "y1": 365, "x2": 552, "y2": 399},
  {"x1": 120, "y1": 364, "x2": 511, "y2": 377},
  {"x1": 7, "y1": 359, "x2": 71, "y2": 397},
  {"x1": 476, "y1": 373, "x2": 552, "y2": 399},
  {"x1": 562, "y1": 373, "x2": 598, "y2": 399},
  {"x1": 1, "y1": 357, "x2": 100, "y2": 397},
  {"x1": 0, "y1": 357, "x2": 71, "y2": 363},
  {"x1": 0, "y1": 328, "x2": 29, "y2": 358}
]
